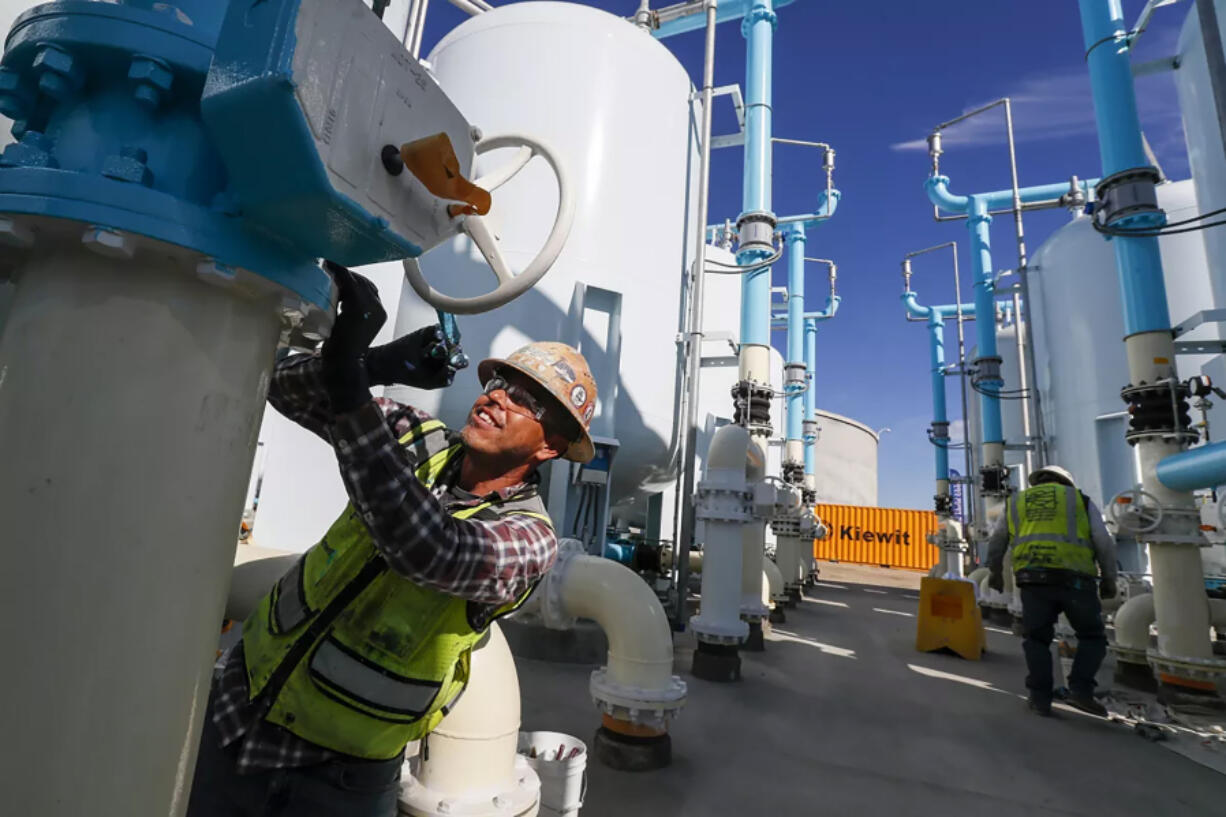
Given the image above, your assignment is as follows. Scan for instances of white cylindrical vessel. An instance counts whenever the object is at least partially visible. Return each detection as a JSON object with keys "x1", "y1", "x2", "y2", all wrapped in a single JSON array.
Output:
[
  {"x1": 810, "y1": 410, "x2": 879, "y2": 506},
  {"x1": 395, "y1": 2, "x2": 701, "y2": 515},
  {"x1": 0, "y1": 237, "x2": 281, "y2": 816},
  {"x1": 1028, "y1": 180, "x2": 1219, "y2": 511},
  {"x1": 1176, "y1": 3, "x2": 1226, "y2": 305}
]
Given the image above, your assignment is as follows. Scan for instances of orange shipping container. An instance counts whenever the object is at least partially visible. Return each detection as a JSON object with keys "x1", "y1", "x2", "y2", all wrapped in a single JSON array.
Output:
[{"x1": 813, "y1": 504, "x2": 940, "y2": 571}]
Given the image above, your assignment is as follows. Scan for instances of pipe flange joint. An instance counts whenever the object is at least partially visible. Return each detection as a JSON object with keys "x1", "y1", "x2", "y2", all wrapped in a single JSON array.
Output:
[
  {"x1": 399, "y1": 753, "x2": 541, "y2": 817},
  {"x1": 1121, "y1": 379, "x2": 1197, "y2": 447},
  {"x1": 735, "y1": 211, "x2": 777, "y2": 255},
  {"x1": 1095, "y1": 167, "x2": 1163, "y2": 229},
  {"x1": 1110, "y1": 643, "x2": 1150, "y2": 667},
  {"x1": 740, "y1": 5, "x2": 778, "y2": 35},
  {"x1": 781, "y1": 460, "x2": 805, "y2": 485},
  {"x1": 740, "y1": 603, "x2": 769, "y2": 622},
  {"x1": 589, "y1": 668, "x2": 687, "y2": 730},
  {"x1": 803, "y1": 418, "x2": 820, "y2": 443},
  {"x1": 695, "y1": 481, "x2": 752, "y2": 524},
  {"x1": 979, "y1": 464, "x2": 1012, "y2": 498},
  {"x1": 1146, "y1": 649, "x2": 1226, "y2": 681},
  {"x1": 971, "y1": 356, "x2": 1003, "y2": 386},
  {"x1": 783, "y1": 362, "x2": 806, "y2": 393},
  {"x1": 690, "y1": 615, "x2": 749, "y2": 645}
]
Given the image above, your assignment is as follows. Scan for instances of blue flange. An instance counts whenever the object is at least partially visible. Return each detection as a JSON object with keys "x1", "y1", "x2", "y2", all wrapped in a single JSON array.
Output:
[{"x1": 0, "y1": 1, "x2": 331, "y2": 308}]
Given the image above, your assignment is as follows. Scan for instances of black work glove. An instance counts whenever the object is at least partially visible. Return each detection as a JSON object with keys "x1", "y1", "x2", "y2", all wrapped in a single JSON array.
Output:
[
  {"x1": 366, "y1": 325, "x2": 467, "y2": 390},
  {"x1": 320, "y1": 261, "x2": 386, "y2": 415},
  {"x1": 988, "y1": 572, "x2": 1004, "y2": 593},
  {"x1": 1100, "y1": 578, "x2": 1118, "y2": 600}
]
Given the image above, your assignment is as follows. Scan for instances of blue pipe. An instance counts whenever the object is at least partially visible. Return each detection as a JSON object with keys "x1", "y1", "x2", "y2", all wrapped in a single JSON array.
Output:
[
  {"x1": 651, "y1": 0, "x2": 797, "y2": 39},
  {"x1": 967, "y1": 196, "x2": 1003, "y2": 444},
  {"x1": 925, "y1": 175, "x2": 1097, "y2": 214},
  {"x1": 928, "y1": 313, "x2": 950, "y2": 482},
  {"x1": 902, "y1": 289, "x2": 974, "y2": 483},
  {"x1": 804, "y1": 317, "x2": 818, "y2": 478},
  {"x1": 1078, "y1": 0, "x2": 1172, "y2": 337},
  {"x1": 1156, "y1": 442, "x2": 1226, "y2": 492},
  {"x1": 784, "y1": 226, "x2": 805, "y2": 446},
  {"x1": 736, "y1": 0, "x2": 776, "y2": 349}
]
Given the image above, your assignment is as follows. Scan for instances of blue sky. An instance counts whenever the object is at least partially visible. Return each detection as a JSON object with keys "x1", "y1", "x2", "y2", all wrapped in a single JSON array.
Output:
[{"x1": 417, "y1": 0, "x2": 1193, "y2": 509}]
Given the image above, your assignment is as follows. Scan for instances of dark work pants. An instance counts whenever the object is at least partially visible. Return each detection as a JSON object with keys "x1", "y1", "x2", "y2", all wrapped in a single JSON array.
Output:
[
  {"x1": 1019, "y1": 581, "x2": 1107, "y2": 703},
  {"x1": 186, "y1": 705, "x2": 401, "y2": 817}
]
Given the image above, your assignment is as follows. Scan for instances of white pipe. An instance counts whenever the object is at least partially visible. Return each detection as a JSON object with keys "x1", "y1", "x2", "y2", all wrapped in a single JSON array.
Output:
[
  {"x1": 691, "y1": 424, "x2": 752, "y2": 644},
  {"x1": 227, "y1": 544, "x2": 299, "y2": 622},
  {"x1": 559, "y1": 554, "x2": 676, "y2": 692},
  {"x1": 967, "y1": 566, "x2": 990, "y2": 586},
  {"x1": 1210, "y1": 598, "x2": 1226, "y2": 634},
  {"x1": 762, "y1": 556, "x2": 784, "y2": 607},
  {"x1": 0, "y1": 240, "x2": 281, "y2": 815},
  {"x1": 402, "y1": 623, "x2": 540, "y2": 815},
  {"x1": 1114, "y1": 592, "x2": 1156, "y2": 662}
]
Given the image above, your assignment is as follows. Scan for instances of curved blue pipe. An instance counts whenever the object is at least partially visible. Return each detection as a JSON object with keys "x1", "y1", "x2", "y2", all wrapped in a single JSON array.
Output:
[{"x1": 926, "y1": 175, "x2": 1098, "y2": 215}]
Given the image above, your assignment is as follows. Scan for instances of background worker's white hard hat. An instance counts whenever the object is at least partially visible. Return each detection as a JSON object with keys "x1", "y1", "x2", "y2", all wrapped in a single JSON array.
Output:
[{"x1": 1029, "y1": 465, "x2": 1076, "y2": 487}]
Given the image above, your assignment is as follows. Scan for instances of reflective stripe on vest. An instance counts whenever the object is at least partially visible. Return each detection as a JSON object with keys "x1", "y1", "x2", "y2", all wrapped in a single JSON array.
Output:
[{"x1": 309, "y1": 636, "x2": 442, "y2": 720}]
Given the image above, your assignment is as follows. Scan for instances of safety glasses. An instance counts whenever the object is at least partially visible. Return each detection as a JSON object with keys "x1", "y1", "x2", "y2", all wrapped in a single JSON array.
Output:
[{"x1": 483, "y1": 372, "x2": 547, "y2": 421}]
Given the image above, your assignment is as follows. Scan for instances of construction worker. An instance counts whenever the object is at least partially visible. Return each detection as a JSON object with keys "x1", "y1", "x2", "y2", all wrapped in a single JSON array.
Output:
[
  {"x1": 987, "y1": 465, "x2": 1118, "y2": 718},
  {"x1": 188, "y1": 263, "x2": 597, "y2": 816}
]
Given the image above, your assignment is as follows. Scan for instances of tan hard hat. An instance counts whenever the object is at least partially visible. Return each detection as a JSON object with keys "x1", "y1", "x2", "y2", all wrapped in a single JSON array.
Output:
[
  {"x1": 477, "y1": 342, "x2": 597, "y2": 463},
  {"x1": 1029, "y1": 465, "x2": 1075, "y2": 487}
]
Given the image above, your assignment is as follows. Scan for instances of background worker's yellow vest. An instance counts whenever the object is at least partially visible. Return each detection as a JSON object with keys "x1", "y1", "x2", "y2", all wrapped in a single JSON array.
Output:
[
  {"x1": 241, "y1": 420, "x2": 552, "y2": 760},
  {"x1": 1006, "y1": 483, "x2": 1096, "y2": 577}
]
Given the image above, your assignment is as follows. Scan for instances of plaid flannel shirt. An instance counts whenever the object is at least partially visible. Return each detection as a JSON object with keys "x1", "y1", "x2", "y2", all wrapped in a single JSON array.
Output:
[{"x1": 210, "y1": 352, "x2": 558, "y2": 773}]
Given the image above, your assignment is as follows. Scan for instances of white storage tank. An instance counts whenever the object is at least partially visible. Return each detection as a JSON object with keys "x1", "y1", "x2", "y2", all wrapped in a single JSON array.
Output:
[
  {"x1": 811, "y1": 410, "x2": 878, "y2": 506},
  {"x1": 393, "y1": 2, "x2": 702, "y2": 514},
  {"x1": 1176, "y1": 3, "x2": 1226, "y2": 305},
  {"x1": 1027, "y1": 180, "x2": 1219, "y2": 512}
]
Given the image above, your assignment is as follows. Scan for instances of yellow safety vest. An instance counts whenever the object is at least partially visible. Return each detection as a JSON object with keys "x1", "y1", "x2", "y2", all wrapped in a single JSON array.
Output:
[
  {"x1": 1006, "y1": 483, "x2": 1096, "y2": 578},
  {"x1": 241, "y1": 420, "x2": 552, "y2": 759}
]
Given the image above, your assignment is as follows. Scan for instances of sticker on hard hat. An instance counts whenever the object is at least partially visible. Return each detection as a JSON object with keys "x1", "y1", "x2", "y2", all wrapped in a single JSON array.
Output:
[
  {"x1": 552, "y1": 360, "x2": 576, "y2": 383},
  {"x1": 570, "y1": 385, "x2": 588, "y2": 407},
  {"x1": 583, "y1": 403, "x2": 595, "y2": 422}
]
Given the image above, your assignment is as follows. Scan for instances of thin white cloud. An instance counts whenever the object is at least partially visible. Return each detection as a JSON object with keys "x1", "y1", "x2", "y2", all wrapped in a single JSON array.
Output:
[{"x1": 891, "y1": 57, "x2": 1187, "y2": 177}]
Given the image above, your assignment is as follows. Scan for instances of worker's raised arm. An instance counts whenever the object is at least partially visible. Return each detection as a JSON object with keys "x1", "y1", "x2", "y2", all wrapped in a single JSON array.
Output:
[
  {"x1": 330, "y1": 401, "x2": 558, "y2": 606},
  {"x1": 267, "y1": 352, "x2": 337, "y2": 441},
  {"x1": 1085, "y1": 497, "x2": 1119, "y2": 589}
]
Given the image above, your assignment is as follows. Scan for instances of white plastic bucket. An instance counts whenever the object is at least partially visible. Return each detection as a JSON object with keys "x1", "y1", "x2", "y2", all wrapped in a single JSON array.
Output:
[{"x1": 518, "y1": 730, "x2": 587, "y2": 816}]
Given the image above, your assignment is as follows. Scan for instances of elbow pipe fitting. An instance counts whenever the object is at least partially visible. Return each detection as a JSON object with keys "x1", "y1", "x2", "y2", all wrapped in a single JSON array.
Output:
[
  {"x1": 926, "y1": 175, "x2": 969, "y2": 214},
  {"x1": 902, "y1": 291, "x2": 932, "y2": 319},
  {"x1": 1112, "y1": 592, "x2": 1156, "y2": 666},
  {"x1": 550, "y1": 549, "x2": 687, "y2": 731}
]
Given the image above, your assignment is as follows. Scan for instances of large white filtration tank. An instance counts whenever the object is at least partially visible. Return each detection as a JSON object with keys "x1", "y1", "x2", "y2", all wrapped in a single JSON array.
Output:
[
  {"x1": 1028, "y1": 180, "x2": 1219, "y2": 513},
  {"x1": 811, "y1": 410, "x2": 879, "y2": 506},
  {"x1": 394, "y1": 2, "x2": 700, "y2": 513},
  {"x1": 1176, "y1": 2, "x2": 1226, "y2": 304}
]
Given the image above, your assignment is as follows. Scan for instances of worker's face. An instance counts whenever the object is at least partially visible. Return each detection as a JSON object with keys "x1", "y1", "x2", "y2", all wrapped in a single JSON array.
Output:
[{"x1": 462, "y1": 371, "x2": 567, "y2": 467}]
